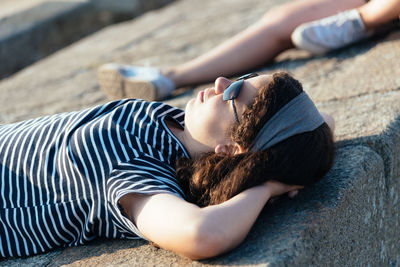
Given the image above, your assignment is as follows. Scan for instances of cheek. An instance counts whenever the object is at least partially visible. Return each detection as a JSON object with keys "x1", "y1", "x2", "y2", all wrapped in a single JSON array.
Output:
[
  {"x1": 186, "y1": 98, "x2": 233, "y2": 140},
  {"x1": 202, "y1": 100, "x2": 227, "y2": 127}
]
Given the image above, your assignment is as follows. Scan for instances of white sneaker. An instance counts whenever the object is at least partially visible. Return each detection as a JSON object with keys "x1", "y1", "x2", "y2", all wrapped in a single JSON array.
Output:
[
  {"x1": 291, "y1": 9, "x2": 372, "y2": 55},
  {"x1": 98, "y1": 64, "x2": 175, "y2": 101}
]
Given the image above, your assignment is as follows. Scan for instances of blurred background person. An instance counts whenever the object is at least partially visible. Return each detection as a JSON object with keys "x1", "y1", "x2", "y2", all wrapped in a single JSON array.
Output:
[{"x1": 98, "y1": 0, "x2": 400, "y2": 101}]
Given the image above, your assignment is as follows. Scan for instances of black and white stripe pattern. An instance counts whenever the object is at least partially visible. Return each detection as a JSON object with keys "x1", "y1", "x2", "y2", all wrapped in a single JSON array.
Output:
[{"x1": 0, "y1": 99, "x2": 188, "y2": 258}]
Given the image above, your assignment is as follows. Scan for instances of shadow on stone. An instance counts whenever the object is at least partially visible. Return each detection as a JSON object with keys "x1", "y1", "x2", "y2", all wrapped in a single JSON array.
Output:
[
  {"x1": 0, "y1": 0, "x2": 177, "y2": 80},
  {"x1": 45, "y1": 238, "x2": 147, "y2": 266},
  {"x1": 198, "y1": 116, "x2": 400, "y2": 266},
  {"x1": 256, "y1": 30, "x2": 400, "y2": 75}
]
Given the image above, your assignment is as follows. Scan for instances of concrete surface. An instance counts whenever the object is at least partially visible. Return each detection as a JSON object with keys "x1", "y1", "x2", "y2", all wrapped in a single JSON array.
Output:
[
  {"x1": 0, "y1": 0, "x2": 400, "y2": 265},
  {"x1": 0, "y1": 0, "x2": 62, "y2": 18},
  {"x1": 0, "y1": 0, "x2": 175, "y2": 79}
]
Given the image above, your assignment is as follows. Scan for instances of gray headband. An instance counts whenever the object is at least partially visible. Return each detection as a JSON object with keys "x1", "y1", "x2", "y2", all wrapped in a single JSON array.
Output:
[{"x1": 249, "y1": 92, "x2": 325, "y2": 152}]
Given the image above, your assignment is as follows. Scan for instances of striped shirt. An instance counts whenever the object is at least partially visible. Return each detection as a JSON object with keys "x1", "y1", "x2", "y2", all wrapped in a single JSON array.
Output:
[{"x1": 0, "y1": 99, "x2": 189, "y2": 258}]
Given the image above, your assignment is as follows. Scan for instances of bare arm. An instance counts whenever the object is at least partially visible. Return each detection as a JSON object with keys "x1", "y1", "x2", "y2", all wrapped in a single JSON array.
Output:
[{"x1": 119, "y1": 181, "x2": 300, "y2": 260}]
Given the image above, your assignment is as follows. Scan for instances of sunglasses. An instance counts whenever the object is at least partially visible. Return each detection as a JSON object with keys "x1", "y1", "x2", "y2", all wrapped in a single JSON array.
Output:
[{"x1": 222, "y1": 73, "x2": 259, "y2": 123}]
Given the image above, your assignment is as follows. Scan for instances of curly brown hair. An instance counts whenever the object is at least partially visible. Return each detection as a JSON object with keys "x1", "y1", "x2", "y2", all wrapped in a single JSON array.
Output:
[{"x1": 175, "y1": 72, "x2": 335, "y2": 207}]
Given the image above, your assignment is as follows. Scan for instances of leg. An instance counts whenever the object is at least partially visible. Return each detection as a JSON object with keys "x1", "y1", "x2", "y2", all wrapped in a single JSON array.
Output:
[
  {"x1": 291, "y1": 0, "x2": 400, "y2": 54},
  {"x1": 358, "y1": 0, "x2": 400, "y2": 29},
  {"x1": 167, "y1": 0, "x2": 365, "y2": 87},
  {"x1": 99, "y1": 0, "x2": 365, "y2": 100}
]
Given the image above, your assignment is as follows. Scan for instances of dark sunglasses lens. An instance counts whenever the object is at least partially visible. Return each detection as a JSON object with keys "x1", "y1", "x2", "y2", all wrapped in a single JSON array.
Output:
[
  {"x1": 223, "y1": 80, "x2": 244, "y2": 101},
  {"x1": 236, "y1": 73, "x2": 259, "y2": 81}
]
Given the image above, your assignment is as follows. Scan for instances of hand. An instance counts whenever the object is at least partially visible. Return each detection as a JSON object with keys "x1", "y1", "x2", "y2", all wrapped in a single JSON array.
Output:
[
  {"x1": 264, "y1": 180, "x2": 303, "y2": 199},
  {"x1": 287, "y1": 190, "x2": 299, "y2": 198}
]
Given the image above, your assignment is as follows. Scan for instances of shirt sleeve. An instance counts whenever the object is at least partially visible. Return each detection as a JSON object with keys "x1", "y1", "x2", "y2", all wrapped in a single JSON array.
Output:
[{"x1": 106, "y1": 155, "x2": 185, "y2": 239}]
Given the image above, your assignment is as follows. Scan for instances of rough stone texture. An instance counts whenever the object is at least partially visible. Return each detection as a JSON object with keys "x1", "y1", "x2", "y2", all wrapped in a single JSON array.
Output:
[
  {"x1": 0, "y1": 0, "x2": 400, "y2": 265},
  {"x1": 0, "y1": 0, "x2": 55, "y2": 18},
  {"x1": 270, "y1": 31, "x2": 400, "y2": 103},
  {"x1": 0, "y1": 0, "x2": 175, "y2": 79}
]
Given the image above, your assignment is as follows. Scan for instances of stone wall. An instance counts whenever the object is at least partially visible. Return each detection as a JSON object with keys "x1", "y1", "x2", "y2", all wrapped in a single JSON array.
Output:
[{"x1": 0, "y1": 0, "x2": 175, "y2": 78}]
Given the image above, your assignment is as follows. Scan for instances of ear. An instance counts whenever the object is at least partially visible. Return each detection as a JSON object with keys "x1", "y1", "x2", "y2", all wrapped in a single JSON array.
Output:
[{"x1": 214, "y1": 143, "x2": 245, "y2": 155}]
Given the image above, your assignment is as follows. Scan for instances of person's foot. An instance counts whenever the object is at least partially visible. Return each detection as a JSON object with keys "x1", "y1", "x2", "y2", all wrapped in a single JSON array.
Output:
[
  {"x1": 291, "y1": 9, "x2": 372, "y2": 55},
  {"x1": 98, "y1": 64, "x2": 176, "y2": 101}
]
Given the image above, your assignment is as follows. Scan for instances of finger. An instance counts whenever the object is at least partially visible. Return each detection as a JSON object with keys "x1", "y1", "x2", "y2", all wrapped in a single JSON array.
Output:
[{"x1": 288, "y1": 190, "x2": 298, "y2": 198}]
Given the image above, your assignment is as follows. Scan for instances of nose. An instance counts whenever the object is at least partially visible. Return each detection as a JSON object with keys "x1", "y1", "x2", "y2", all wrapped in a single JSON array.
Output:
[{"x1": 214, "y1": 77, "x2": 232, "y2": 95}]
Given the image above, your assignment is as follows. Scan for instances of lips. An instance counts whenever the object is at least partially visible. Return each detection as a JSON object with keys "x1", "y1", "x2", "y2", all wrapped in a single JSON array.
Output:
[{"x1": 198, "y1": 90, "x2": 205, "y2": 103}]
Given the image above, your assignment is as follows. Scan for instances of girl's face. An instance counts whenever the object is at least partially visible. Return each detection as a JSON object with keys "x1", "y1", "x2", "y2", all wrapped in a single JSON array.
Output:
[{"x1": 185, "y1": 74, "x2": 272, "y2": 150}]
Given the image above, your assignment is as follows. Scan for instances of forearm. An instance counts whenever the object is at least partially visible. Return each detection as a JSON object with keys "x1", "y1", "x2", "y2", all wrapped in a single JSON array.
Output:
[
  {"x1": 197, "y1": 184, "x2": 271, "y2": 255},
  {"x1": 126, "y1": 184, "x2": 274, "y2": 260}
]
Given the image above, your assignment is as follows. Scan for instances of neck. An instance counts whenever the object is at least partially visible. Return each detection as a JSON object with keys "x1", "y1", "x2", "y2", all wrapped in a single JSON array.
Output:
[{"x1": 165, "y1": 120, "x2": 211, "y2": 158}]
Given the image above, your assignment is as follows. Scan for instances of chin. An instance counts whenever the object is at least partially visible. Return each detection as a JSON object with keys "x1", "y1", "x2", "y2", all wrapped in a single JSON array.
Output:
[{"x1": 185, "y1": 98, "x2": 196, "y2": 111}]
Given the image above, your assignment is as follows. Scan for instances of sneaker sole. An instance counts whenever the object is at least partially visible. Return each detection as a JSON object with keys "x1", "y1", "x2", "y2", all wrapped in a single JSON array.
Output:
[{"x1": 98, "y1": 66, "x2": 157, "y2": 101}]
